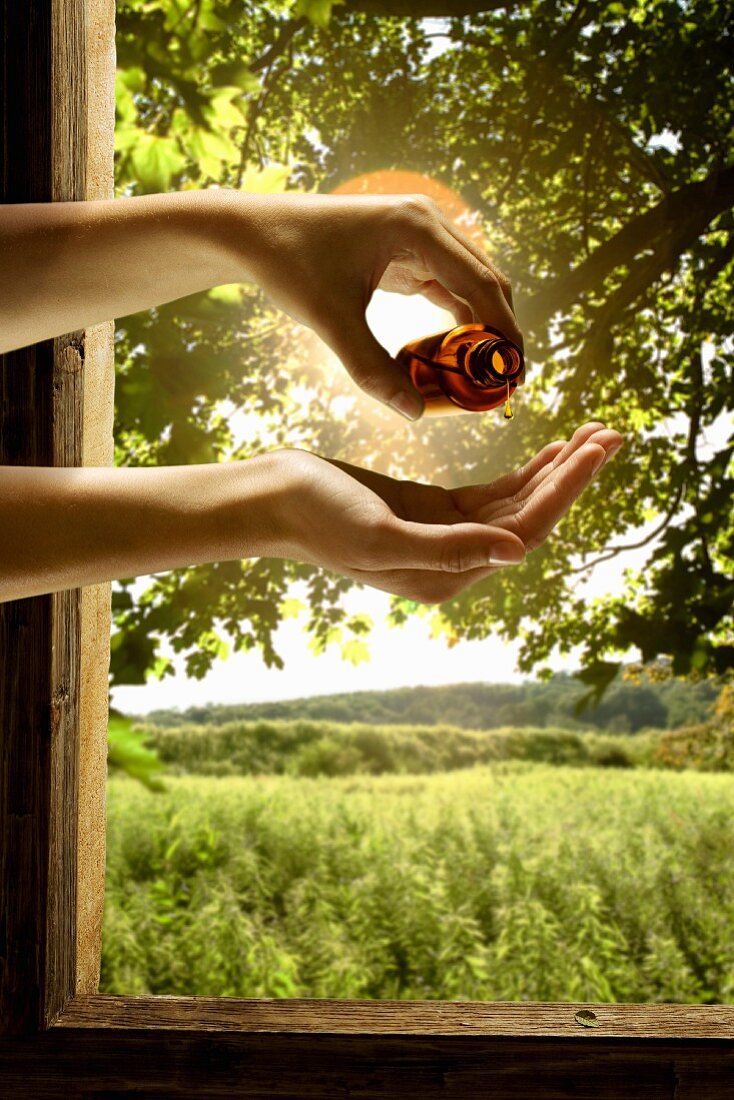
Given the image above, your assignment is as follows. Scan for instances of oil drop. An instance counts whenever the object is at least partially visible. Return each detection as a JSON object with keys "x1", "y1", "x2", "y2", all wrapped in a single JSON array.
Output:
[{"x1": 503, "y1": 379, "x2": 514, "y2": 420}]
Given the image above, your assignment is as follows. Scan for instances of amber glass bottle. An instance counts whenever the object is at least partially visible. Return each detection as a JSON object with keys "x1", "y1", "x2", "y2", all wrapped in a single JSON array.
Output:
[{"x1": 396, "y1": 323, "x2": 524, "y2": 417}]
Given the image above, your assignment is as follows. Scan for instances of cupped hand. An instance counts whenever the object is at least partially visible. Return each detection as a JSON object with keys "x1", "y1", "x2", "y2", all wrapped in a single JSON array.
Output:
[
  {"x1": 272, "y1": 423, "x2": 623, "y2": 603},
  {"x1": 237, "y1": 191, "x2": 520, "y2": 420}
]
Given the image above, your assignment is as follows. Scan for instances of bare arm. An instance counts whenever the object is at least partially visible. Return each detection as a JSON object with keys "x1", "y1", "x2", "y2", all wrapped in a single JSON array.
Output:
[
  {"x1": 0, "y1": 189, "x2": 522, "y2": 417},
  {"x1": 0, "y1": 425, "x2": 622, "y2": 604},
  {"x1": 0, "y1": 455, "x2": 283, "y2": 602},
  {"x1": 0, "y1": 190, "x2": 252, "y2": 354}
]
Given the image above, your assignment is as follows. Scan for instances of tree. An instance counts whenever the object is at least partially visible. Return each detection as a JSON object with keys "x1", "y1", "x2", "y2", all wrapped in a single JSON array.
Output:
[
  {"x1": 588, "y1": 684, "x2": 668, "y2": 734},
  {"x1": 110, "y1": 0, "x2": 733, "y2": 696}
]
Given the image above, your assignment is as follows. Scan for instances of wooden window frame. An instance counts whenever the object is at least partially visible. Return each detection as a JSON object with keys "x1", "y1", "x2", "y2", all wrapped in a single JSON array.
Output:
[{"x1": 0, "y1": 2, "x2": 732, "y2": 1095}]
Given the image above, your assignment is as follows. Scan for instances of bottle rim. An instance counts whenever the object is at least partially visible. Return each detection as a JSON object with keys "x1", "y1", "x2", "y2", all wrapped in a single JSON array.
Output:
[{"x1": 466, "y1": 338, "x2": 523, "y2": 386}]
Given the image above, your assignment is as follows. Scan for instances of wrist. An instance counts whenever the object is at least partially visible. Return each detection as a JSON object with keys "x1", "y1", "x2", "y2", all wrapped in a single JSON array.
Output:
[
  {"x1": 205, "y1": 188, "x2": 270, "y2": 286},
  {"x1": 229, "y1": 447, "x2": 319, "y2": 563},
  {"x1": 209, "y1": 450, "x2": 293, "y2": 562}
]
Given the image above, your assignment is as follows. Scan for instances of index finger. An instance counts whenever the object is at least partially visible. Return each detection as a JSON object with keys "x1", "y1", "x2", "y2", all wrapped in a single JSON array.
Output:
[
  {"x1": 450, "y1": 439, "x2": 566, "y2": 516},
  {"x1": 436, "y1": 211, "x2": 515, "y2": 315},
  {"x1": 417, "y1": 220, "x2": 524, "y2": 350}
]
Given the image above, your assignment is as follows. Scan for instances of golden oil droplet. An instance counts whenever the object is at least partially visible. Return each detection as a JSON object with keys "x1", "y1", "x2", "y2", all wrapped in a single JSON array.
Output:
[{"x1": 503, "y1": 379, "x2": 514, "y2": 420}]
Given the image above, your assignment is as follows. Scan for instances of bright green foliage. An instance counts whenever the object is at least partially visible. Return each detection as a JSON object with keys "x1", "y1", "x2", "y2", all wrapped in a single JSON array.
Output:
[
  {"x1": 111, "y1": 0, "x2": 734, "y2": 690},
  {"x1": 107, "y1": 713, "x2": 167, "y2": 791},
  {"x1": 140, "y1": 717, "x2": 639, "y2": 776},
  {"x1": 293, "y1": 0, "x2": 345, "y2": 28},
  {"x1": 101, "y1": 765, "x2": 734, "y2": 1001},
  {"x1": 132, "y1": 714, "x2": 732, "y2": 777}
]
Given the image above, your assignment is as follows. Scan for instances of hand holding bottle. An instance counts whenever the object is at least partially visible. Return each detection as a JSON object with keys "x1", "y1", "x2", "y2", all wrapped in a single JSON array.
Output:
[
  {"x1": 233, "y1": 191, "x2": 522, "y2": 420},
  {"x1": 2, "y1": 189, "x2": 520, "y2": 423}
]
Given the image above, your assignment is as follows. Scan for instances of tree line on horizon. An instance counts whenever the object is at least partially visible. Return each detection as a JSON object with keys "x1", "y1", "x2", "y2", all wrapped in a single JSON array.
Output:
[{"x1": 132, "y1": 671, "x2": 720, "y2": 735}]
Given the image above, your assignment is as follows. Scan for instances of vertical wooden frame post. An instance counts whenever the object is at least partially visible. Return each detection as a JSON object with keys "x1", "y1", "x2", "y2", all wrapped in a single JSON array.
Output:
[
  {"x1": 1, "y1": 1, "x2": 734, "y2": 1095},
  {"x1": 0, "y1": 0, "x2": 86, "y2": 1032},
  {"x1": 0, "y1": 0, "x2": 114, "y2": 1031}
]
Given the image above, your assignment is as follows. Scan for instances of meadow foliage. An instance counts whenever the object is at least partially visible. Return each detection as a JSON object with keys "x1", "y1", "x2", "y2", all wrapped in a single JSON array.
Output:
[
  {"x1": 142, "y1": 717, "x2": 645, "y2": 777},
  {"x1": 131, "y1": 711, "x2": 732, "y2": 781},
  {"x1": 102, "y1": 763, "x2": 734, "y2": 1003}
]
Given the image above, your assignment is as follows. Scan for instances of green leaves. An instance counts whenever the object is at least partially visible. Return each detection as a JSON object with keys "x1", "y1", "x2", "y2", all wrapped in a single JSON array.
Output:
[
  {"x1": 574, "y1": 662, "x2": 623, "y2": 715},
  {"x1": 129, "y1": 133, "x2": 187, "y2": 191},
  {"x1": 186, "y1": 125, "x2": 238, "y2": 181},
  {"x1": 341, "y1": 639, "x2": 371, "y2": 666},
  {"x1": 210, "y1": 60, "x2": 261, "y2": 94},
  {"x1": 292, "y1": 0, "x2": 344, "y2": 29},
  {"x1": 108, "y1": 714, "x2": 167, "y2": 792}
]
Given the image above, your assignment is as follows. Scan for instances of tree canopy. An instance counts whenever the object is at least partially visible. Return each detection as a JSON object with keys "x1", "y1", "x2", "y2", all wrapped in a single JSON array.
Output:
[{"x1": 110, "y1": 0, "x2": 734, "y2": 699}]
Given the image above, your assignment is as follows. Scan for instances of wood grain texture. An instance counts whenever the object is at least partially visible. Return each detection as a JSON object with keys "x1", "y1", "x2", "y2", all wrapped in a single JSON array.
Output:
[
  {"x1": 57, "y1": 994, "x2": 734, "y2": 1039},
  {"x1": 1, "y1": 1023, "x2": 733, "y2": 1098},
  {"x1": 2, "y1": 0, "x2": 734, "y2": 1092},
  {"x1": 0, "y1": 0, "x2": 86, "y2": 1033},
  {"x1": 76, "y1": 0, "x2": 116, "y2": 998}
]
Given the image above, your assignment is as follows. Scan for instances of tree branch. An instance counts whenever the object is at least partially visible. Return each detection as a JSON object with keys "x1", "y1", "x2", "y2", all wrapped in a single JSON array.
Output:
[
  {"x1": 248, "y1": 17, "x2": 307, "y2": 74},
  {"x1": 581, "y1": 217, "x2": 713, "y2": 360},
  {"x1": 459, "y1": 29, "x2": 672, "y2": 196},
  {"x1": 559, "y1": 491, "x2": 685, "y2": 582},
  {"x1": 237, "y1": 21, "x2": 305, "y2": 187},
  {"x1": 526, "y1": 163, "x2": 734, "y2": 328}
]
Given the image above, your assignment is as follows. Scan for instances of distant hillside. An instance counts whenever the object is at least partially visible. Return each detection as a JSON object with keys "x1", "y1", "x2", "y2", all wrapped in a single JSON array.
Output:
[{"x1": 131, "y1": 672, "x2": 718, "y2": 735}]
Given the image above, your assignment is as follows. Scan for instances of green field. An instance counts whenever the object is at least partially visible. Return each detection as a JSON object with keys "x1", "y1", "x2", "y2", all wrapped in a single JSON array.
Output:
[{"x1": 102, "y1": 761, "x2": 734, "y2": 1003}]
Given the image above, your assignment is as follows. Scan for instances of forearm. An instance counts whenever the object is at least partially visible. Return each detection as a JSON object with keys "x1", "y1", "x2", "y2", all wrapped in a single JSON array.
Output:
[
  {"x1": 0, "y1": 454, "x2": 284, "y2": 602},
  {"x1": 0, "y1": 189, "x2": 256, "y2": 354}
]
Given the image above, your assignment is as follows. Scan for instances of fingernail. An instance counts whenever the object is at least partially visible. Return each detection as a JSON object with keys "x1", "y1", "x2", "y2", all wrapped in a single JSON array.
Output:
[
  {"x1": 488, "y1": 542, "x2": 525, "y2": 565},
  {"x1": 389, "y1": 391, "x2": 423, "y2": 421},
  {"x1": 591, "y1": 451, "x2": 606, "y2": 476}
]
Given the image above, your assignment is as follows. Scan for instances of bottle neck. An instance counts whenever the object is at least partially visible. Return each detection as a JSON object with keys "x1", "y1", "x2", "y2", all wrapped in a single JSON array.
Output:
[{"x1": 465, "y1": 338, "x2": 523, "y2": 387}]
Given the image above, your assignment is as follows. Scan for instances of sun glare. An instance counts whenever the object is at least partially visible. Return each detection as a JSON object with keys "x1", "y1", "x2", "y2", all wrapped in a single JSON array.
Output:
[
  {"x1": 331, "y1": 168, "x2": 488, "y2": 251},
  {"x1": 365, "y1": 287, "x2": 454, "y2": 358}
]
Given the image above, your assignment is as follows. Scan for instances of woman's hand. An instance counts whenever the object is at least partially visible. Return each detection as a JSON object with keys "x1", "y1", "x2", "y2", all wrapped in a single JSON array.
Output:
[
  {"x1": 1, "y1": 190, "x2": 519, "y2": 412},
  {"x1": 0, "y1": 421, "x2": 620, "y2": 604},
  {"x1": 269, "y1": 422, "x2": 622, "y2": 603},
  {"x1": 233, "y1": 191, "x2": 521, "y2": 420}
]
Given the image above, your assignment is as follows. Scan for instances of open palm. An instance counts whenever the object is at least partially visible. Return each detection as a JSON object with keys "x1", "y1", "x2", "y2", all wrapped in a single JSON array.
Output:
[{"x1": 318, "y1": 422, "x2": 622, "y2": 602}]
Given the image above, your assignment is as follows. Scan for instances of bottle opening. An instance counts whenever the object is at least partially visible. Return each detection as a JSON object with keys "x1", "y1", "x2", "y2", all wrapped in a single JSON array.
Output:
[
  {"x1": 491, "y1": 346, "x2": 521, "y2": 376},
  {"x1": 468, "y1": 338, "x2": 523, "y2": 386}
]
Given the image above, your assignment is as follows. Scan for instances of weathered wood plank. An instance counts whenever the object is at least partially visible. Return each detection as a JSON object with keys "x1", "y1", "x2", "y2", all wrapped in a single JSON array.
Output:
[
  {"x1": 0, "y1": 0, "x2": 86, "y2": 1032},
  {"x1": 2, "y1": 1026, "x2": 734, "y2": 1098},
  {"x1": 1, "y1": 0, "x2": 733, "y2": 1093},
  {"x1": 76, "y1": 0, "x2": 116, "y2": 1000},
  {"x1": 57, "y1": 994, "x2": 734, "y2": 1039}
]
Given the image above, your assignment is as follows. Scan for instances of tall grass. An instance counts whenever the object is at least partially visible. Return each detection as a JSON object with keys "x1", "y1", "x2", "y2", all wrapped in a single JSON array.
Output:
[{"x1": 102, "y1": 762, "x2": 734, "y2": 1003}]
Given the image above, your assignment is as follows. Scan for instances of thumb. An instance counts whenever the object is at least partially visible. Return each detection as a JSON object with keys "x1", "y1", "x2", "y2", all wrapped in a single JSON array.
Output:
[
  {"x1": 327, "y1": 314, "x2": 425, "y2": 421},
  {"x1": 377, "y1": 517, "x2": 526, "y2": 573}
]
